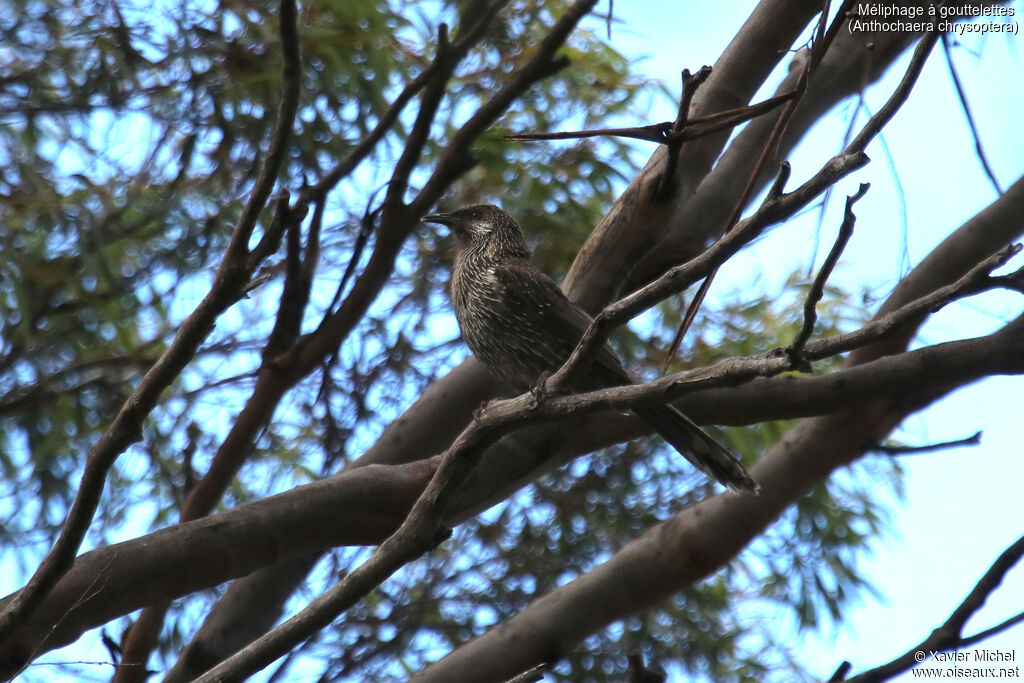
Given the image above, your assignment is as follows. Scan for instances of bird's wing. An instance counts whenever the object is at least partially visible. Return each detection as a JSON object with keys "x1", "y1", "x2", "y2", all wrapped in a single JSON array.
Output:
[{"x1": 492, "y1": 259, "x2": 630, "y2": 385}]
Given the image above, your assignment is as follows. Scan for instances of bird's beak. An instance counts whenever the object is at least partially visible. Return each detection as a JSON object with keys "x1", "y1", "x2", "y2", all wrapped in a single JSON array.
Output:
[{"x1": 421, "y1": 212, "x2": 453, "y2": 226}]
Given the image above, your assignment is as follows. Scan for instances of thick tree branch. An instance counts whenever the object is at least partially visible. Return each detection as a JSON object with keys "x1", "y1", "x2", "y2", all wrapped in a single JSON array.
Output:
[
  {"x1": 565, "y1": 0, "x2": 826, "y2": 311},
  {"x1": 632, "y1": 1, "x2": 998, "y2": 286},
  {"x1": 194, "y1": 365, "x2": 578, "y2": 681}
]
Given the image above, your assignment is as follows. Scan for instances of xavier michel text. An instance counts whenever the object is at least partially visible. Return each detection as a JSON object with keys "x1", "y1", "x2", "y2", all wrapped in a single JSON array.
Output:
[{"x1": 921, "y1": 650, "x2": 1017, "y2": 663}]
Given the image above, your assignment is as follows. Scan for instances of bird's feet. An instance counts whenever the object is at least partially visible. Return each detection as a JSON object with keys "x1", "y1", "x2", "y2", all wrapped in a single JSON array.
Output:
[
  {"x1": 472, "y1": 399, "x2": 494, "y2": 422},
  {"x1": 527, "y1": 372, "x2": 551, "y2": 409}
]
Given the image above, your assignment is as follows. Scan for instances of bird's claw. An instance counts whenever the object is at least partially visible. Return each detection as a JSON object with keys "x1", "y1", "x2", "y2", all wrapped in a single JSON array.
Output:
[
  {"x1": 528, "y1": 372, "x2": 550, "y2": 409},
  {"x1": 472, "y1": 399, "x2": 493, "y2": 422}
]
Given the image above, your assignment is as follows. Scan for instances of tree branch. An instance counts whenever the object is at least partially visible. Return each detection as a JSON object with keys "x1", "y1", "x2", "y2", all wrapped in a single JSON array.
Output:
[
  {"x1": 846, "y1": 24, "x2": 939, "y2": 154},
  {"x1": 192, "y1": 389, "x2": 531, "y2": 681},
  {"x1": 409, "y1": 0, "x2": 600, "y2": 215},
  {"x1": 666, "y1": 0, "x2": 860, "y2": 367},
  {"x1": 296, "y1": 0, "x2": 597, "y2": 378},
  {"x1": 308, "y1": 0, "x2": 506, "y2": 201},
  {"x1": 839, "y1": 535, "x2": 1024, "y2": 682}
]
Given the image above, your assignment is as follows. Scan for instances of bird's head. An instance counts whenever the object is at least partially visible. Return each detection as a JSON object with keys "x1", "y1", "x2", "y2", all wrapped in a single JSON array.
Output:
[{"x1": 422, "y1": 204, "x2": 529, "y2": 258}]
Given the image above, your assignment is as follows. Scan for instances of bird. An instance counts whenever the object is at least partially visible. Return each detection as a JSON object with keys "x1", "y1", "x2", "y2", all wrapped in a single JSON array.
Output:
[{"x1": 421, "y1": 204, "x2": 758, "y2": 493}]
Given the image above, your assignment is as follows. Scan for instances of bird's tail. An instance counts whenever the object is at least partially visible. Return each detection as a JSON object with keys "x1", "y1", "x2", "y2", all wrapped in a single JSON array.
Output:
[{"x1": 633, "y1": 404, "x2": 759, "y2": 494}]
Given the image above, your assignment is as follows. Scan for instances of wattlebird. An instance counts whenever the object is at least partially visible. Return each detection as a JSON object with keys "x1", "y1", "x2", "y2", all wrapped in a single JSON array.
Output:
[{"x1": 422, "y1": 204, "x2": 758, "y2": 493}]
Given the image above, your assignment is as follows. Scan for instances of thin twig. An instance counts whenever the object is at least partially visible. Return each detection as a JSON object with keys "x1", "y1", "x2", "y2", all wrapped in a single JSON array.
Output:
[
  {"x1": 411, "y1": 0, "x2": 599, "y2": 214},
  {"x1": 799, "y1": 244, "x2": 1021, "y2": 361},
  {"x1": 846, "y1": 25, "x2": 940, "y2": 154},
  {"x1": 871, "y1": 431, "x2": 981, "y2": 456},
  {"x1": 959, "y1": 609, "x2": 1024, "y2": 649},
  {"x1": 940, "y1": 33, "x2": 1002, "y2": 195},
  {"x1": 623, "y1": 253, "x2": 1024, "y2": 411},
  {"x1": 504, "y1": 90, "x2": 797, "y2": 145},
  {"x1": 324, "y1": 194, "x2": 382, "y2": 321},
  {"x1": 505, "y1": 663, "x2": 549, "y2": 683},
  {"x1": 384, "y1": 22, "x2": 456, "y2": 209},
  {"x1": 506, "y1": 122, "x2": 671, "y2": 144},
  {"x1": 264, "y1": 195, "x2": 314, "y2": 357},
  {"x1": 829, "y1": 662, "x2": 853, "y2": 682},
  {"x1": 655, "y1": 66, "x2": 712, "y2": 202},
  {"x1": 553, "y1": 234, "x2": 1017, "y2": 406},
  {"x1": 788, "y1": 183, "x2": 870, "y2": 364}
]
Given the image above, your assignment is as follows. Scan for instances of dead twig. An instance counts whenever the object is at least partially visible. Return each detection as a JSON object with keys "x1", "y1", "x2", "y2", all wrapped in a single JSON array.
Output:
[
  {"x1": 788, "y1": 183, "x2": 870, "y2": 366},
  {"x1": 655, "y1": 66, "x2": 713, "y2": 202},
  {"x1": 504, "y1": 89, "x2": 797, "y2": 146},
  {"x1": 870, "y1": 431, "x2": 981, "y2": 456}
]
